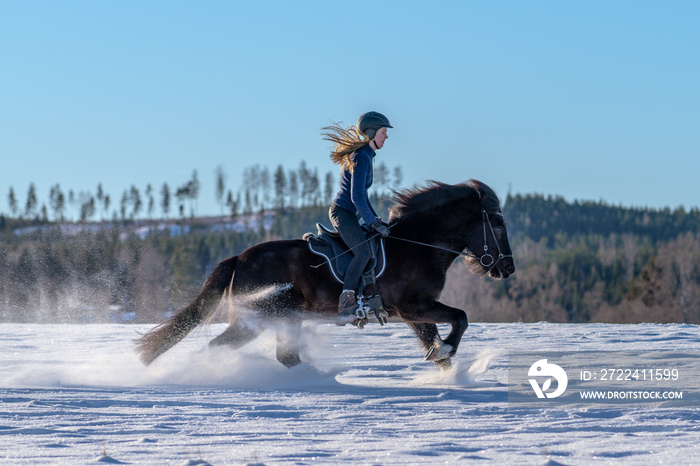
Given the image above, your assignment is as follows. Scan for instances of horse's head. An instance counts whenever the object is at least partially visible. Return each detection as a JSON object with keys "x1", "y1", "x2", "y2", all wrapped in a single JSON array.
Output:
[
  {"x1": 389, "y1": 179, "x2": 516, "y2": 279},
  {"x1": 462, "y1": 180, "x2": 516, "y2": 280}
]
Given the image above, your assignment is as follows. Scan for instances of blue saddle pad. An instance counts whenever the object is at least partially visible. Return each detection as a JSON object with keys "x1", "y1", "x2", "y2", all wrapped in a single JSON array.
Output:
[{"x1": 304, "y1": 223, "x2": 386, "y2": 284}]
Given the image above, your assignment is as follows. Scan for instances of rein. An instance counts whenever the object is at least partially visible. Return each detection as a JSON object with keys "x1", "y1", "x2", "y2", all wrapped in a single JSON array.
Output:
[
  {"x1": 385, "y1": 235, "x2": 477, "y2": 260},
  {"x1": 311, "y1": 208, "x2": 513, "y2": 275}
]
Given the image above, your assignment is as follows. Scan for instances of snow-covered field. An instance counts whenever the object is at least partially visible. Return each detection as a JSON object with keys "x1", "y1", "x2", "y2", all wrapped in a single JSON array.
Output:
[{"x1": 1, "y1": 321, "x2": 699, "y2": 465}]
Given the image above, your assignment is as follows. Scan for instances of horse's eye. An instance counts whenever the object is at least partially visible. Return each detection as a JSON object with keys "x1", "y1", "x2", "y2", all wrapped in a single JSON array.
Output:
[{"x1": 494, "y1": 226, "x2": 504, "y2": 239}]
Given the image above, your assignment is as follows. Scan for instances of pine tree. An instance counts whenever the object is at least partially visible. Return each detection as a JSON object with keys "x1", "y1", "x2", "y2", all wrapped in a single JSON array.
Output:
[
  {"x1": 299, "y1": 161, "x2": 311, "y2": 206},
  {"x1": 49, "y1": 184, "x2": 65, "y2": 221},
  {"x1": 25, "y1": 183, "x2": 38, "y2": 219},
  {"x1": 324, "y1": 171, "x2": 335, "y2": 205},
  {"x1": 393, "y1": 166, "x2": 403, "y2": 188},
  {"x1": 244, "y1": 190, "x2": 252, "y2": 215},
  {"x1": 226, "y1": 190, "x2": 240, "y2": 218},
  {"x1": 288, "y1": 170, "x2": 299, "y2": 208},
  {"x1": 274, "y1": 165, "x2": 287, "y2": 209},
  {"x1": 80, "y1": 196, "x2": 96, "y2": 222},
  {"x1": 96, "y1": 183, "x2": 104, "y2": 220},
  {"x1": 120, "y1": 191, "x2": 128, "y2": 220},
  {"x1": 189, "y1": 170, "x2": 200, "y2": 216},
  {"x1": 375, "y1": 161, "x2": 388, "y2": 196},
  {"x1": 308, "y1": 169, "x2": 320, "y2": 206},
  {"x1": 129, "y1": 186, "x2": 142, "y2": 218},
  {"x1": 8, "y1": 187, "x2": 18, "y2": 217},
  {"x1": 160, "y1": 183, "x2": 170, "y2": 219},
  {"x1": 146, "y1": 184, "x2": 154, "y2": 218},
  {"x1": 215, "y1": 166, "x2": 226, "y2": 216},
  {"x1": 175, "y1": 171, "x2": 200, "y2": 217},
  {"x1": 68, "y1": 190, "x2": 75, "y2": 221},
  {"x1": 260, "y1": 166, "x2": 271, "y2": 209}
]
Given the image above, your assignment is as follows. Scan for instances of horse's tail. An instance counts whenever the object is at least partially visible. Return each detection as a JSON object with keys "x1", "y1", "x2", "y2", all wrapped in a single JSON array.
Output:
[{"x1": 136, "y1": 255, "x2": 238, "y2": 366}]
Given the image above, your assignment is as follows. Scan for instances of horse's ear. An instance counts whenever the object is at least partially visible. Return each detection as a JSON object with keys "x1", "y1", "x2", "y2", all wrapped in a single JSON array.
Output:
[
  {"x1": 475, "y1": 186, "x2": 483, "y2": 205},
  {"x1": 466, "y1": 179, "x2": 483, "y2": 204}
]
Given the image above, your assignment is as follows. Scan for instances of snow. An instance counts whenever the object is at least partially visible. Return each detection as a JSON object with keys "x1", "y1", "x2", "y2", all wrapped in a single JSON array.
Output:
[{"x1": 1, "y1": 321, "x2": 699, "y2": 465}]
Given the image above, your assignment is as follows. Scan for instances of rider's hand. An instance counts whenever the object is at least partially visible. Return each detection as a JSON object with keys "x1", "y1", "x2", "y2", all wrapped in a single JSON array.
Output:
[
  {"x1": 371, "y1": 220, "x2": 390, "y2": 238},
  {"x1": 375, "y1": 217, "x2": 390, "y2": 228}
]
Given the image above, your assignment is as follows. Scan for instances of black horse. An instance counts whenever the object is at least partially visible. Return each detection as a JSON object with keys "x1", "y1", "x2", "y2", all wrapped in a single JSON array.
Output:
[{"x1": 137, "y1": 179, "x2": 515, "y2": 368}]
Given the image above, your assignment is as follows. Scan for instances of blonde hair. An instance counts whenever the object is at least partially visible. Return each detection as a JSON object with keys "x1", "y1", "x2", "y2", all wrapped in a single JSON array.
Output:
[{"x1": 321, "y1": 121, "x2": 370, "y2": 173}]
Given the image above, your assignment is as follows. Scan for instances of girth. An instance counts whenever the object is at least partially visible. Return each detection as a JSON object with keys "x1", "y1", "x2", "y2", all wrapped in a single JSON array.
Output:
[{"x1": 303, "y1": 223, "x2": 386, "y2": 285}]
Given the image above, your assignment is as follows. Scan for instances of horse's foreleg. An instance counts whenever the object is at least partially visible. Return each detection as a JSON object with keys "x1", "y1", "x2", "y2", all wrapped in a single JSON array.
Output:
[
  {"x1": 406, "y1": 322, "x2": 452, "y2": 369},
  {"x1": 400, "y1": 301, "x2": 468, "y2": 364},
  {"x1": 406, "y1": 322, "x2": 440, "y2": 351}
]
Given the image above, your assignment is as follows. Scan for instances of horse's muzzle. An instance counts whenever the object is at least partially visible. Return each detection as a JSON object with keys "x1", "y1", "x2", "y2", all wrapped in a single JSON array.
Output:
[{"x1": 489, "y1": 259, "x2": 515, "y2": 279}]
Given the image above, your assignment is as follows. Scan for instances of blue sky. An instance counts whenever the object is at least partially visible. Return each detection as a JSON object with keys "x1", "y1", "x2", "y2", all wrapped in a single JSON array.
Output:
[{"x1": 2, "y1": 1, "x2": 698, "y2": 218}]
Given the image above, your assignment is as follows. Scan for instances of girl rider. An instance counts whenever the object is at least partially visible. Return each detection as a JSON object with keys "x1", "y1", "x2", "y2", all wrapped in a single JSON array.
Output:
[{"x1": 322, "y1": 111, "x2": 392, "y2": 325}]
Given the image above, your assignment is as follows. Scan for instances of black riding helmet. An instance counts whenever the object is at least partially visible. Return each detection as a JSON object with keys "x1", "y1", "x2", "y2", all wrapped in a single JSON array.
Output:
[{"x1": 357, "y1": 111, "x2": 393, "y2": 139}]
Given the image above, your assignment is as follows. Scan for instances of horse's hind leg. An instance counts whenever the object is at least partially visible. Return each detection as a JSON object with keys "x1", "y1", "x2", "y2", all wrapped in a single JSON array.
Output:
[
  {"x1": 275, "y1": 318, "x2": 302, "y2": 368},
  {"x1": 210, "y1": 320, "x2": 262, "y2": 349},
  {"x1": 209, "y1": 318, "x2": 302, "y2": 368}
]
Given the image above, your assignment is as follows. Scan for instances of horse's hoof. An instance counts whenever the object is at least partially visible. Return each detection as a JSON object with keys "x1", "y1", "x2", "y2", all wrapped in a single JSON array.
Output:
[
  {"x1": 335, "y1": 314, "x2": 367, "y2": 328},
  {"x1": 436, "y1": 358, "x2": 452, "y2": 370},
  {"x1": 425, "y1": 341, "x2": 454, "y2": 361}
]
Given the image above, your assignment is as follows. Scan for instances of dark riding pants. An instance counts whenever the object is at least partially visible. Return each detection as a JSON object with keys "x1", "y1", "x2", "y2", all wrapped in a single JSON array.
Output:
[{"x1": 329, "y1": 203, "x2": 372, "y2": 292}]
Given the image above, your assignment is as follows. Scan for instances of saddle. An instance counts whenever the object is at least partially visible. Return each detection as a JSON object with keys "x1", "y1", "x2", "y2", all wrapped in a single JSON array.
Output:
[
  {"x1": 303, "y1": 223, "x2": 388, "y2": 328},
  {"x1": 303, "y1": 223, "x2": 386, "y2": 285},
  {"x1": 303, "y1": 223, "x2": 389, "y2": 328}
]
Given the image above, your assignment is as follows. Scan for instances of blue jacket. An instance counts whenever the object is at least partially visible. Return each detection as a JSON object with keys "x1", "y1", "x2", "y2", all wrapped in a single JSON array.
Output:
[{"x1": 332, "y1": 144, "x2": 378, "y2": 225}]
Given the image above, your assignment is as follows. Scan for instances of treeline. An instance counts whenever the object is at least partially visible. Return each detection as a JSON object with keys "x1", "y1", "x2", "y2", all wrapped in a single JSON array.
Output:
[
  {"x1": 3, "y1": 161, "x2": 403, "y2": 222},
  {"x1": 1, "y1": 175, "x2": 699, "y2": 324},
  {"x1": 505, "y1": 193, "x2": 700, "y2": 245}
]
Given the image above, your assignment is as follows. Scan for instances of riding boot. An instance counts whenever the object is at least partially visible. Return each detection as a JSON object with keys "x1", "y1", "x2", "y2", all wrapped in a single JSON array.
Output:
[{"x1": 335, "y1": 290, "x2": 358, "y2": 326}]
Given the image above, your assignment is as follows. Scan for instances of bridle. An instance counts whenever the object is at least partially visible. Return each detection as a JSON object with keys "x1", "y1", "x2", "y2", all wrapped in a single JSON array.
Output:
[
  {"x1": 386, "y1": 208, "x2": 513, "y2": 275},
  {"x1": 477, "y1": 209, "x2": 513, "y2": 272}
]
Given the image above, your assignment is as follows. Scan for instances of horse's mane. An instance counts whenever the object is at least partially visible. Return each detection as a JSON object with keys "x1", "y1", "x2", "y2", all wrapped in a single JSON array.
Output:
[{"x1": 389, "y1": 179, "x2": 501, "y2": 221}]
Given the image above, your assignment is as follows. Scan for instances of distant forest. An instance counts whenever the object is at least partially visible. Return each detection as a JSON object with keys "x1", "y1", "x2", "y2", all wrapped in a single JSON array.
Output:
[{"x1": 1, "y1": 163, "x2": 699, "y2": 324}]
